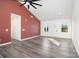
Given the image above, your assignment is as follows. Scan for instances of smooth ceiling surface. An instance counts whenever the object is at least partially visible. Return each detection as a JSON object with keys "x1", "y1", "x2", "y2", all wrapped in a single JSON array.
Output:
[{"x1": 23, "y1": 0, "x2": 75, "y2": 21}]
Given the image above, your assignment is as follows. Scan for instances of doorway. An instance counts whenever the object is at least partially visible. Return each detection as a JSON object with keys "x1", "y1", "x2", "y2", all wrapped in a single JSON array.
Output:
[{"x1": 11, "y1": 13, "x2": 21, "y2": 41}]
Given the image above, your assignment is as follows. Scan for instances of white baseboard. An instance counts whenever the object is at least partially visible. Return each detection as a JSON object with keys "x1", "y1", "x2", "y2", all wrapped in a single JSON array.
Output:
[
  {"x1": 21, "y1": 35, "x2": 40, "y2": 41},
  {"x1": 41, "y1": 35, "x2": 72, "y2": 39},
  {"x1": 0, "y1": 42, "x2": 12, "y2": 46}
]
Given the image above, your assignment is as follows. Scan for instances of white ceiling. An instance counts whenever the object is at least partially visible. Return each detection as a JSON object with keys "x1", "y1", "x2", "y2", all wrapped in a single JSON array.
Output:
[{"x1": 23, "y1": 0, "x2": 75, "y2": 21}]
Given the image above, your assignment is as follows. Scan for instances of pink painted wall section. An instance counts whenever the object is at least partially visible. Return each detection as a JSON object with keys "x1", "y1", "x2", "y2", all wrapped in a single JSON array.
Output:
[
  {"x1": 0, "y1": 1, "x2": 11, "y2": 44},
  {"x1": 21, "y1": 17, "x2": 40, "y2": 38},
  {"x1": 0, "y1": 0, "x2": 40, "y2": 44}
]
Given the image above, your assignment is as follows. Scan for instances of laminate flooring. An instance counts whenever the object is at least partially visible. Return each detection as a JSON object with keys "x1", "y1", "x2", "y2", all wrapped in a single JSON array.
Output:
[{"x1": 0, "y1": 36, "x2": 79, "y2": 58}]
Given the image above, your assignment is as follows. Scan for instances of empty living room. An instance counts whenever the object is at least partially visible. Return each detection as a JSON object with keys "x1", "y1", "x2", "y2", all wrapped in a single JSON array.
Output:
[{"x1": 0, "y1": 0, "x2": 79, "y2": 58}]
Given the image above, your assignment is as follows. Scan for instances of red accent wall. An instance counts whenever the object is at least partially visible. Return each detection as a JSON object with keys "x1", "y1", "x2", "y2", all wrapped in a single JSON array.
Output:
[{"x1": 0, "y1": 0, "x2": 40, "y2": 44}]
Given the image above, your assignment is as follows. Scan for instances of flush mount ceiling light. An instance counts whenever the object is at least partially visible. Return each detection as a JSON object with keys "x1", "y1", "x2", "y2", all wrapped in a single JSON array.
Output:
[{"x1": 19, "y1": 0, "x2": 42, "y2": 9}]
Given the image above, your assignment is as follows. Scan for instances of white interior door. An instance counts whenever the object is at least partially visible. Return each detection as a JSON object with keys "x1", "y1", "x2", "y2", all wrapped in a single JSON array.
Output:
[{"x1": 11, "y1": 13, "x2": 21, "y2": 41}]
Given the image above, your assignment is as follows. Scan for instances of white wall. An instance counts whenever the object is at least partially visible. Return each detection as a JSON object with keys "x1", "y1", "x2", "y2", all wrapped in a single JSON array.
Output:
[
  {"x1": 29, "y1": 0, "x2": 75, "y2": 21},
  {"x1": 72, "y1": 0, "x2": 79, "y2": 55},
  {"x1": 41, "y1": 19, "x2": 72, "y2": 39},
  {"x1": 11, "y1": 13, "x2": 21, "y2": 41}
]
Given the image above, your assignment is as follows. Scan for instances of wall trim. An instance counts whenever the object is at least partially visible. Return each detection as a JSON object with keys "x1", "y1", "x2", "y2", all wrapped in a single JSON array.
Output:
[
  {"x1": 0, "y1": 42, "x2": 12, "y2": 46},
  {"x1": 21, "y1": 35, "x2": 40, "y2": 41},
  {"x1": 41, "y1": 36, "x2": 72, "y2": 39},
  {"x1": 41, "y1": 35, "x2": 72, "y2": 40}
]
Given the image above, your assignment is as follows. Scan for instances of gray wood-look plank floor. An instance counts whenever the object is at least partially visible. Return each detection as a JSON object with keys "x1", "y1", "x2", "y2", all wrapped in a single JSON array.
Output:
[{"x1": 0, "y1": 36, "x2": 79, "y2": 58}]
